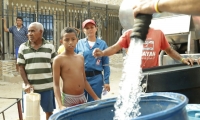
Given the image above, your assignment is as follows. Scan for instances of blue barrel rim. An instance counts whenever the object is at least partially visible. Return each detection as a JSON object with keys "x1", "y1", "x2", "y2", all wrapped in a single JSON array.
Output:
[
  {"x1": 50, "y1": 92, "x2": 188, "y2": 120},
  {"x1": 50, "y1": 98, "x2": 116, "y2": 120}
]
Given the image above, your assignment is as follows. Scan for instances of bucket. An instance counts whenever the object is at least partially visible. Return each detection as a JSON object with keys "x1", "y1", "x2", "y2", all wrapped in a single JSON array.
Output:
[
  {"x1": 49, "y1": 92, "x2": 188, "y2": 120},
  {"x1": 24, "y1": 92, "x2": 41, "y2": 120}
]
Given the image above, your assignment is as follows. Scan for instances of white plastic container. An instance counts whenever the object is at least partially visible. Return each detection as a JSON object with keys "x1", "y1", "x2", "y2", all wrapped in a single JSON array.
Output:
[{"x1": 24, "y1": 90, "x2": 41, "y2": 120}]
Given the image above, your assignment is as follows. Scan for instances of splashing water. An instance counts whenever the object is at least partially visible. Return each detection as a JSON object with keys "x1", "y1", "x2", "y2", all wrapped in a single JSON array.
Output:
[{"x1": 114, "y1": 38, "x2": 144, "y2": 120}]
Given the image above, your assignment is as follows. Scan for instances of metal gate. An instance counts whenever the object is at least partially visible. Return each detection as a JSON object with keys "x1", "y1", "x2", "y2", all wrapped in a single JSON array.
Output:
[{"x1": 0, "y1": 0, "x2": 121, "y2": 60}]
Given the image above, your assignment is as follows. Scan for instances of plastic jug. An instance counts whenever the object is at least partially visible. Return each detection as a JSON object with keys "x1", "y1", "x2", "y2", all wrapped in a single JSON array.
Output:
[{"x1": 24, "y1": 88, "x2": 41, "y2": 120}]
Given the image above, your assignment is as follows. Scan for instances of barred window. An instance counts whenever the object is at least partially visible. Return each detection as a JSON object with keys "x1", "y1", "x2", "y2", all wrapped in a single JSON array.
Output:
[
  {"x1": 38, "y1": 15, "x2": 53, "y2": 40},
  {"x1": 17, "y1": 13, "x2": 53, "y2": 41}
]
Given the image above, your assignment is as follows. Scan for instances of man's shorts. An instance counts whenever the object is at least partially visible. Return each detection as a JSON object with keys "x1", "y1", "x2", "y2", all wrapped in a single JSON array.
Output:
[
  {"x1": 22, "y1": 89, "x2": 56, "y2": 113},
  {"x1": 39, "y1": 89, "x2": 56, "y2": 112}
]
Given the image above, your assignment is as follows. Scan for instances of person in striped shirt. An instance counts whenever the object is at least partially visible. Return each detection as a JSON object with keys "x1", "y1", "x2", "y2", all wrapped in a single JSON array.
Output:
[
  {"x1": 53, "y1": 27, "x2": 99, "y2": 110},
  {"x1": 17, "y1": 22, "x2": 56, "y2": 120}
]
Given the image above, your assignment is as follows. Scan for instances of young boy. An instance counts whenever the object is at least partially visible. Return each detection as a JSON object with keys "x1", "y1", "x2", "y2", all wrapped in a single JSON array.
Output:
[
  {"x1": 53, "y1": 27, "x2": 99, "y2": 110},
  {"x1": 57, "y1": 27, "x2": 80, "y2": 55}
]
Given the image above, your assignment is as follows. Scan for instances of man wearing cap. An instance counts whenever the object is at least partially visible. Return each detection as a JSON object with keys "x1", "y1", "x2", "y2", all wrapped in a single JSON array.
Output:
[
  {"x1": 93, "y1": 28, "x2": 193, "y2": 68},
  {"x1": 75, "y1": 19, "x2": 110, "y2": 102}
]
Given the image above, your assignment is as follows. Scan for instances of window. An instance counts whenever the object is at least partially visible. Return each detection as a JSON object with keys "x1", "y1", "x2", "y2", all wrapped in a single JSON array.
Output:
[
  {"x1": 18, "y1": 13, "x2": 54, "y2": 40},
  {"x1": 17, "y1": 12, "x2": 35, "y2": 28}
]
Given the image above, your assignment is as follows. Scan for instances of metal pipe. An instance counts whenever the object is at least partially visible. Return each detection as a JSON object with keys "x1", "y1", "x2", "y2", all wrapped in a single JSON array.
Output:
[
  {"x1": 0, "y1": 98, "x2": 22, "y2": 114},
  {"x1": 11, "y1": 3, "x2": 14, "y2": 56},
  {"x1": 1, "y1": 0, "x2": 5, "y2": 60},
  {"x1": 87, "y1": 2, "x2": 90, "y2": 19},
  {"x1": 2, "y1": 112, "x2": 5, "y2": 120},
  {"x1": 45, "y1": 7, "x2": 47, "y2": 40},
  {"x1": 105, "y1": 5, "x2": 108, "y2": 42},
  {"x1": 50, "y1": 8, "x2": 54, "y2": 44},
  {"x1": 55, "y1": 8, "x2": 58, "y2": 47},
  {"x1": 65, "y1": 0, "x2": 67, "y2": 26},
  {"x1": 47, "y1": 8, "x2": 50, "y2": 41},
  {"x1": 17, "y1": 98, "x2": 23, "y2": 120},
  {"x1": 36, "y1": 0, "x2": 39, "y2": 21},
  {"x1": 72, "y1": 5, "x2": 74, "y2": 27},
  {"x1": 187, "y1": 31, "x2": 192, "y2": 54},
  {"x1": 159, "y1": 50, "x2": 165, "y2": 66},
  {"x1": 196, "y1": 39, "x2": 200, "y2": 53},
  {"x1": 6, "y1": 2, "x2": 10, "y2": 59}
]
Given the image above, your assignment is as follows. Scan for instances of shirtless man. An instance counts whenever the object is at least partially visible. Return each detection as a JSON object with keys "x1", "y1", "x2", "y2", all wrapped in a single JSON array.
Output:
[{"x1": 53, "y1": 27, "x2": 99, "y2": 110}]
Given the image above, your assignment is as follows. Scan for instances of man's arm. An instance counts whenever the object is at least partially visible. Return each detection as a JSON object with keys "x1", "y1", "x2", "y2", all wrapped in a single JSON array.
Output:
[
  {"x1": 18, "y1": 65, "x2": 33, "y2": 93},
  {"x1": 159, "y1": 0, "x2": 200, "y2": 15},
  {"x1": 93, "y1": 43, "x2": 122, "y2": 57},
  {"x1": 2, "y1": 18, "x2": 9, "y2": 32},
  {"x1": 52, "y1": 57, "x2": 65, "y2": 110},
  {"x1": 133, "y1": 0, "x2": 200, "y2": 17},
  {"x1": 103, "y1": 43, "x2": 122, "y2": 56},
  {"x1": 164, "y1": 47, "x2": 193, "y2": 66}
]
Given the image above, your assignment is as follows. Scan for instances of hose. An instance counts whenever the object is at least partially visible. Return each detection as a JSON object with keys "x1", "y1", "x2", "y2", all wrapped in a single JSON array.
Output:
[{"x1": 130, "y1": 14, "x2": 152, "y2": 42}]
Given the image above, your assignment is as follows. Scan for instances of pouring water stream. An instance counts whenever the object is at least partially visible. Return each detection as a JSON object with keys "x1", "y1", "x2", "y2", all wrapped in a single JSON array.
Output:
[
  {"x1": 114, "y1": 0, "x2": 152, "y2": 119},
  {"x1": 114, "y1": 38, "x2": 144, "y2": 119}
]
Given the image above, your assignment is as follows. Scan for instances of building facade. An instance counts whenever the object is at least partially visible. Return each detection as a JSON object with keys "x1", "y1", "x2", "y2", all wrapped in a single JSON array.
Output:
[{"x1": 0, "y1": 0, "x2": 123, "y2": 59}]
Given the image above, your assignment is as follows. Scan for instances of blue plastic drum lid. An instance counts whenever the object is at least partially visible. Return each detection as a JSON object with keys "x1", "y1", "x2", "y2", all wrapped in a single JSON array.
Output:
[{"x1": 49, "y1": 92, "x2": 189, "y2": 120}]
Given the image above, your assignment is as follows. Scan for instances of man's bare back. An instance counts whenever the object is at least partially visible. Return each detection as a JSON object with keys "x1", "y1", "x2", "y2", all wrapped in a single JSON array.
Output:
[{"x1": 55, "y1": 53, "x2": 85, "y2": 95}]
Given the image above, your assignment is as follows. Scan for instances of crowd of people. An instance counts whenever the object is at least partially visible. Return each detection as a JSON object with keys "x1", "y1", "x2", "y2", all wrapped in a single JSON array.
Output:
[{"x1": 1, "y1": 0, "x2": 200, "y2": 119}]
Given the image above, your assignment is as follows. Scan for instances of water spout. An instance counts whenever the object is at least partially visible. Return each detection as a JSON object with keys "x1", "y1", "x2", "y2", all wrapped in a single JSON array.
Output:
[{"x1": 130, "y1": 14, "x2": 152, "y2": 42}]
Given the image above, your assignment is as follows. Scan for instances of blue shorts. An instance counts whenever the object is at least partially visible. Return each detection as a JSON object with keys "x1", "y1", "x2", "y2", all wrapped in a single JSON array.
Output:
[
  {"x1": 15, "y1": 47, "x2": 19, "y2": 58},
  {"x1": 22, "y1": 89, "x2": 56, "y2": 113},
  {"x1": 39, "y1": 90, "x2": 56, "y2": 112}
]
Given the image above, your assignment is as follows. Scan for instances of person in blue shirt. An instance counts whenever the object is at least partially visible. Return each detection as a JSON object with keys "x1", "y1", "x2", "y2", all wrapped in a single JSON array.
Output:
[
  {"x1": 2, "y1": 16, "x2": 28, "y2": 71},
  {"x1": 2, "y1": 16, "x2": 28, "y2": 58},
  {"x1": 75, "y1": 19, "x2": 110, "y2": 102}
]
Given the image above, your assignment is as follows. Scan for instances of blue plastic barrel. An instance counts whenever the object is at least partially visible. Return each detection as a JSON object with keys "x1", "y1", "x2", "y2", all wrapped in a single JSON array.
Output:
[
  {"x1": 49, "y1": 92, "x2": 188, "y2": 120},
  {"x1": 187, "y1": 110, "x2": 200, "y2": 120}
]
